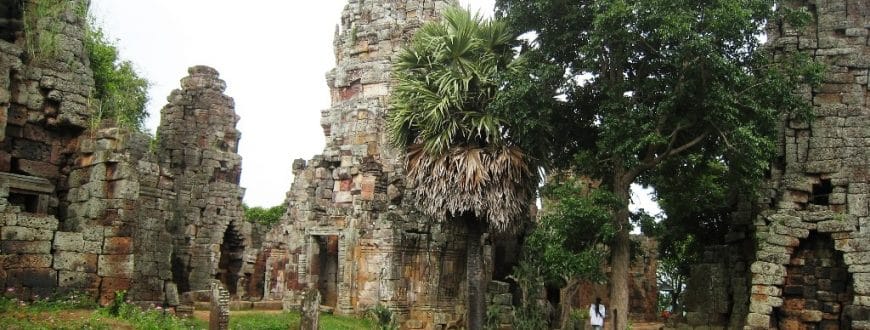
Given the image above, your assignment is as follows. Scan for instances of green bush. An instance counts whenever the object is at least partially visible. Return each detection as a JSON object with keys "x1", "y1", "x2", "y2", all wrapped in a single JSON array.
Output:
[
  {"x1": 85, "y1": 21, "x2": 150, "y2": 131},
  {"x1": 243, "y1": 204, "x2": 286, "y2": 226}
]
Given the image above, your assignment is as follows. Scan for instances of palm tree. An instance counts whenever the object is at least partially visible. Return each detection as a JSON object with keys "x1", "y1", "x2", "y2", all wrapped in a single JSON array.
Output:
[{"x1": 387, "y1": 7, "x2": 537, "y2": 329}]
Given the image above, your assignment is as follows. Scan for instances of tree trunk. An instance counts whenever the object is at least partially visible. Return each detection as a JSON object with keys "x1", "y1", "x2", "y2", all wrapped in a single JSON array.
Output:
[
  {"x1": 609, "y1": 178, "x2": 631, "y2": 330},
  {"x1": 559, "y1": 278, "x2": 582, "y2": 329},
  {"x1": 467, "y1": 218, "x2": 486, "y2": 330}
]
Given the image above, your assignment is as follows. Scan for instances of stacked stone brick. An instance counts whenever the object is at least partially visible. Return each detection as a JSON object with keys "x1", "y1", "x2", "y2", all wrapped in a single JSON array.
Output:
[
  {"x1": 253, "y1": 0, "x2": 501, "y2": 328},
  {"x1": 677, "y1": 1, "x2": 870, "y2": 329},
  {"x1": 156, "y1": 65, "x2": 247, "y2": 296},
  {"x1": 0, "y1": 0, "x2": 96, "y2": 300},
  {"x1": 1, "y1": 0, "x2": 252, "y2": 306}
]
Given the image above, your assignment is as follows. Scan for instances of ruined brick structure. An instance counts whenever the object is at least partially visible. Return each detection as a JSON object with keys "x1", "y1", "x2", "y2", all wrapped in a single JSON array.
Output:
[
  {"x1": 677, "y1": 1, "x2": 870, "y2": 329},
  {"x1": 252, "y1": 0, "x2": 517, "y2": 328},
  {"x1": 0, "y1": 0, "x2": 252, "y2": 307}
]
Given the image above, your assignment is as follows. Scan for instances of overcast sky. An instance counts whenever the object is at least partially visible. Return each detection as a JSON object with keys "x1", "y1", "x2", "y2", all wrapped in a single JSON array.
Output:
[{"x1": 87, "y1": 0, "x2": 658, "y2": 216}]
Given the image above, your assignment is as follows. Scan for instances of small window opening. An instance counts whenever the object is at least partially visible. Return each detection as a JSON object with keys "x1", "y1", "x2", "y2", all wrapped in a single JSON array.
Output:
[
  {"x1": 8, "y1": 192, "x2": 38, "y2": 212},
  {"x1": 812, "y1": 179, "x2": 833, "y2": 205},
  {"x1": 10, "y1": 157, "x2": 25, "y2": 175}
]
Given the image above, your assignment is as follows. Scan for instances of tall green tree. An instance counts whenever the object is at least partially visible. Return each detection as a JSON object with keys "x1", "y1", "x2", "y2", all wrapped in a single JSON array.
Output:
[
  {"x1": 387, "y1": 8, "x2": 537, "y2": 329},
  {"x1": 494, "y1": 0, "x2": 821, "y2": 327}
]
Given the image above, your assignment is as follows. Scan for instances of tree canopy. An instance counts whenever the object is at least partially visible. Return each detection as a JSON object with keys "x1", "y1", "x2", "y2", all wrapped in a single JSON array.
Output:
[{"x1": 494, "y1": 0, "x2": 822, "y2": 327}]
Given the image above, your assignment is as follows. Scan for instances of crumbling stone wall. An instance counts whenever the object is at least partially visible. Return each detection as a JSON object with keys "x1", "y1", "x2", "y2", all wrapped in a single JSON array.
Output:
[
  {"x1": 255, "y1": 0, "x2": 494, "y2": 328},
  {"x1": 0, "y1": 0, "x2": 96, "y2": 300},
  {"x1": 678, "y1": 1, "x2": 870, "y2": 329},
  {"x1": 0, "y1": 2, "x2": 252, "y2": 304}
]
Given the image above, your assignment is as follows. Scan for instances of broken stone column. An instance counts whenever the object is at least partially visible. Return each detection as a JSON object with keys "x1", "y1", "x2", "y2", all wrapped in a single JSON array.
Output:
[
  {"x1": 209, "y1": 281, "x2": 230, "y2": 330},
  {"x1": 300, "y1": 288, "x2": 321, "y2": 330}
]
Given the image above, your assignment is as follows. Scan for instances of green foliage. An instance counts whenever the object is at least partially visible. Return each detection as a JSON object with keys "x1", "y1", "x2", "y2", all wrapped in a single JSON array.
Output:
[
  {"x1": 387, "y1": 6, "x2": 538, "y2": 233},
  {"x1": 525, "y1": 181, "x2": 618, "y2": 283},
  {"x1": 28, "y1": 290, "x2": 99, "y2": 311},
  {"x1": 388, "y1": 6, "x2": 518, "y2": 155},
  {"x1": 0, "y1": 290, "x2": 108, "y2": 329},
  {"x1": 496, "y1": 0, "x2": 822, "y2": 325},
  {"x1": 85, "y1": 20, "x2": 150, "y2": 130},
  {"x1": 22, "y1": 0, "x2": 87, "y2": 63},
  {"x1": 484, "y1": 304, "x2": 501, "y2": 330},
  {"x1": 101, "y1": 290, "x2": 206, "y2": 329},
  {"x1": 243, "y1": 204, "x2": 286, "y2": 226},
  {"x1": 509, "y1": 260, "x2": 549, "y2": 330},
  {"x1": 107, "y1": 290, "x2": 127, "y2": 316},
  {"x1": 366, "y1": 304, "x2": 398, "y2": 330}
]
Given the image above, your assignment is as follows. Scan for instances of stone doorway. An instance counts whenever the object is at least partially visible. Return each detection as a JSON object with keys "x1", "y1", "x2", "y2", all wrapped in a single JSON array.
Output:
[
  {"x1": 216, "y1": 223, "x2": 245, "y2": 296},
  {"x1": 310, "y1": 235, "x2": 339, "y2": 308},
  {"x1": 775, "y1": 233, "x2": 853, "y2": 329}
]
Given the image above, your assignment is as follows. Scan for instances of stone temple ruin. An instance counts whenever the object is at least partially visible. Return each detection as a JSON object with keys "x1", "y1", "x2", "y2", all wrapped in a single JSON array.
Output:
[
  {"x1": 674, "y1": 0, "x2": 870, "y2": 329},
  {"x1": 254, "y1": 0, "x2": 498, "y2": 326},
  {"x1": 0, "y1": 0, "x2": 251, "y2": 306},
  {"x1": 0, "y1": 0, "x2": 868, "y2": 329}
]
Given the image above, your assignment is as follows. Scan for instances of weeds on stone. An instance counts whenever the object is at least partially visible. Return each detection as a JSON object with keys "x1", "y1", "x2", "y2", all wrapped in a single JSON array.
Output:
[{"x1": 366, "y1": 304, "x2": 398, "y2": 330}]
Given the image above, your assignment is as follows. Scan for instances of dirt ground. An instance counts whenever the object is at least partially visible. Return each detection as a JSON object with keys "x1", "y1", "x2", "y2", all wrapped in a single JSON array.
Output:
[{"x1": 632, "y1": 321, "x2": 666, "y2": 330}]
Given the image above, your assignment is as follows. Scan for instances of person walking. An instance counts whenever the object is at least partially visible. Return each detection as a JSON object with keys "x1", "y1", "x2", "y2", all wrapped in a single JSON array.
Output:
[{"x1": 589, "y1": 297, "x2": 606, "y2": 330}]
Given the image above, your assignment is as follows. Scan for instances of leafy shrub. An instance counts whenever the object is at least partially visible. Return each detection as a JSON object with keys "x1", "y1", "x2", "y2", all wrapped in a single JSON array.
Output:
[
  {"x1": 366, "y1": 304, "x2": 397, "y2": 330},
  {"x1": 243, "y1": 204, "x2": 286, "y2": 226},
  {"x1": 85, "y1": 21, "x2": 150, "y2": 130}
]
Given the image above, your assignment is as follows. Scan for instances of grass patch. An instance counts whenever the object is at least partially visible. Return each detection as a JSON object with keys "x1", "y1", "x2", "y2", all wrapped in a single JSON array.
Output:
[
  {"x1": 228, "y1": 310, "x2": 376, "y2": 330},
  {"x1": 0, "y1": 291, "x2": 376, "y2": 330}
]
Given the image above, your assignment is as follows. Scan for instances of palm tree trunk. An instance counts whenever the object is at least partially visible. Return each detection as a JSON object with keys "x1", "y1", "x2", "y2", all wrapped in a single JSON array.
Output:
[{"x1": 466, "y1": 217, "x2": 486, "y2": 330}]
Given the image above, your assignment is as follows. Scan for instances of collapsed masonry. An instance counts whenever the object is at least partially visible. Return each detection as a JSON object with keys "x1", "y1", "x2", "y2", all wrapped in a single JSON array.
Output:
[
  {"x1": 0, "y1": 0, "x2": 254, "y2": 307},
  {"x1": 0, "y1": 0, "x2": 663, "y2": 326},
  {"x1": 676, "y1": 1, "x2": 870, "y2": 329},
  {"x1": 253, "y1": 0, "x2": 490, "y2": 327},
  {"x1": 252, "y1": 0, "x2": 662, "y2": 328}
]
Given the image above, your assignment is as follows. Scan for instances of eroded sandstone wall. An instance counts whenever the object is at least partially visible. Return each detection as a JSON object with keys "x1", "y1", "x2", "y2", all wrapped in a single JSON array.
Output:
[
  {"x1": 679, "y1": 1, "x2": 870, "y2": 329},
  {"x1": 255, "y1": 0, "x2": 493, "y2": 328},
  {"x1": 0, "y1": 0, "x2": 251, "y2": 305}
]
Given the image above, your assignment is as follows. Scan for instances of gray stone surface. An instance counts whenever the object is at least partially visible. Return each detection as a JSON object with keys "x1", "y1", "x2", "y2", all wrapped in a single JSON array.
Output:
[{"x1": 676, "y1": 1, "x2": 870, "y2": 329}]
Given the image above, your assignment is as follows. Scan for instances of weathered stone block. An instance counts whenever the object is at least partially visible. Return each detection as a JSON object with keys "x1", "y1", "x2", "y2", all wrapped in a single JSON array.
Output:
[
  {"x1": 58, "y1": 270, "x2": 100, "y2": 289},
  {"x1": 97, "y1": 254, "x2": 134, "y2": 278},
  {"x1": 854, "y1": 273, "x2": 870, "y2": 295},
  {"x1": 53, "y1": 251, "x2": 98, "y2": 273},
  {"x1": 748, "y1": 300, "x2": 772, "y2": 314},
  {"x1": 2, "y1": 254, "x2": 53, "y2": 268},
  {"x1": 817, "y1": 219, "x2": 857, "y2": 232},
  {"x1": 1, "y1": 226, "x2": 53, "y2": 241},
  {"x1": 745, "y1": 312, "x2": 770, "y2": 327},
  {"x1": 53, "y1": 231, "x2": 85, "y2": 252},
  {"x1": 844, "y1": 252, "x2": 870, "y2": 265},
  {"x1": 102, "y1": 236, "x2": 133, "y2": 254},
  {"x1": 1, "y1": 240, "x2": 51, "y2": 254},
  {"x1": 7, "y1": 268, "x2": 57, "y2": 289},
  {"x1": 16, "y1": 214, "x2": 58, "y2": 229}
]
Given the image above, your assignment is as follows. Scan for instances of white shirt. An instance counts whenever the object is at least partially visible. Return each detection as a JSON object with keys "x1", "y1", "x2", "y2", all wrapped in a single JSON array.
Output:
[{"x1": 589, "y1": 304, "x2": 606, "y2": 326}]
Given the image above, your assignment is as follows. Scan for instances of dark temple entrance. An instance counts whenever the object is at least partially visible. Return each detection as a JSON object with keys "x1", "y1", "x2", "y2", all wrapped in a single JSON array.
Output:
[
  {"x1": 217, "y1": 223, "x2": 245, "y2": 296},
  {"x1": 776, "y1": 233, "x2": 853, "y2": 329},
  {"x1": 310, "y1": 235, "x2": 339, "y2": 308}
]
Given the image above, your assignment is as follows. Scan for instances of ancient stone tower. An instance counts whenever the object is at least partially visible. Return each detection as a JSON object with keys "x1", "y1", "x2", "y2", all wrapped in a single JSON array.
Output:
[
  {"x1": 0, "y1": 0, "x2": 251, "y2": 306},
  {"x1": 252, "y1": 0, "x2": 512, "y2": 327},
  {"x1": 678, "y1": 1, "x2": 869, "y2": 329}
]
